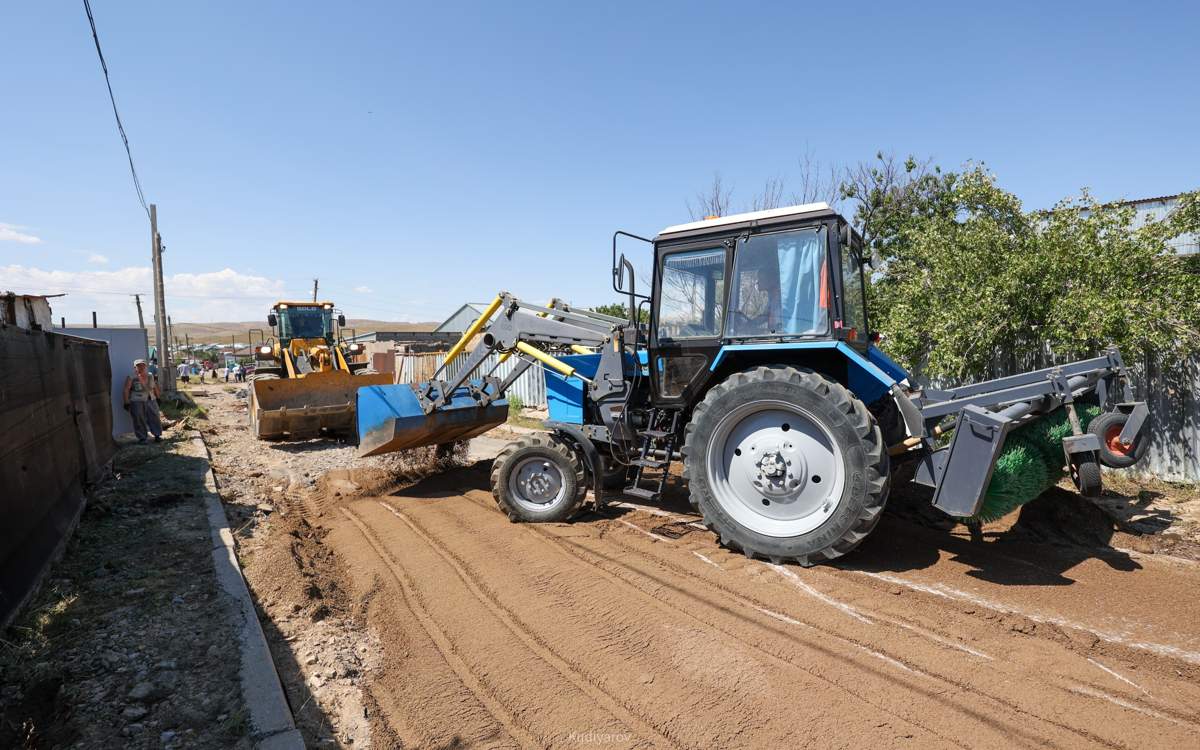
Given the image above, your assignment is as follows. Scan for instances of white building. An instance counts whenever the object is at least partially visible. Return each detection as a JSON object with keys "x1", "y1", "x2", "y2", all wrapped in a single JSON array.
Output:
[{"x1": 1111, "y1": 194, "x2": 1197, "y2": 255}]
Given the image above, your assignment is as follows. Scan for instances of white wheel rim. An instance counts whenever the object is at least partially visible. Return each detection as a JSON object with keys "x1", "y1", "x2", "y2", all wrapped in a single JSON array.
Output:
[
  {"x1": 705, "y1": 400, "x2": 846, "y2": 538},
  {"x1": 508, "y1": 456, "x2": 567, "y2": 513}
]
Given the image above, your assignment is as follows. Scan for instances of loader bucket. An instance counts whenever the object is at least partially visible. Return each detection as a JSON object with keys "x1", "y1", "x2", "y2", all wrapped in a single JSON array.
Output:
[
  {"x1": 251, "y1": 369, "x2": 394, "y2": 440},
  {"x1": 356, "y1": 381, "x2": 508, "y2": 456}
]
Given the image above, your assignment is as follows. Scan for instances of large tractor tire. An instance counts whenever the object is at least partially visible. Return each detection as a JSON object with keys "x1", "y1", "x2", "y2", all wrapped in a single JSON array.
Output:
[
  {"x1": 683, "y1": 366, "x2": 890, "y2": 566},
  {"x1": 491, "y1": 434, "x2": 586, "y2": 523}
]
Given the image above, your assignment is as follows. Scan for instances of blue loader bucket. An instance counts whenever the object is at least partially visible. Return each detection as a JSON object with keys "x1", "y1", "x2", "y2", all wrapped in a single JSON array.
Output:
[{"x1": 356, "y1": 380, "x2": 509, "y2": 456}]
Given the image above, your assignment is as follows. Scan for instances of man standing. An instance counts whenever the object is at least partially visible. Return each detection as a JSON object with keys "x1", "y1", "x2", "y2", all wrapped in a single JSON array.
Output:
[{"x1": 123, "y1": 358, "x2": 163, "y2": 443}]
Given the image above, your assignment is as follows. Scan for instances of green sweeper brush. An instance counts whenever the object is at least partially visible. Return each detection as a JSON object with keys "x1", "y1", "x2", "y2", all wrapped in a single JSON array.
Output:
[{"x1": 971, "y1": 405, "x2": 1103, "y2": 524}]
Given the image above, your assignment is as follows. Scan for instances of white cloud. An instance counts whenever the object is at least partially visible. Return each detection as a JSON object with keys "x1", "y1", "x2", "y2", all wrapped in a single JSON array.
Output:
[
  {"x1": 0, "y1": 264, "x2": 287, "y2": 325},
  {"x1": 88, "y1": 253, "x2": 109, "y2": 265},
  {"x1": 353, "y1": 285, "x2": 373, "y2": 294},
  {"x1": 0, "y1": 223, "x2": 42, "y2": 244}
]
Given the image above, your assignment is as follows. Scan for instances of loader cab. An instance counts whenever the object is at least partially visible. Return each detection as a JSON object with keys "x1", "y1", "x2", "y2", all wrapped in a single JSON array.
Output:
[
  {"x1": 645, "y1": 203, "x2": 869, "y2": 406},
  {"x1": 269, "y1": 302, "x2": 338, "y2": 347}
]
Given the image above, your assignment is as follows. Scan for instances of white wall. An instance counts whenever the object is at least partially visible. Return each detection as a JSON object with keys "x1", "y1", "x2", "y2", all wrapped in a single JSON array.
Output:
[{"x1": 60, "y1": 327, "x2": 150, "y2": 437}]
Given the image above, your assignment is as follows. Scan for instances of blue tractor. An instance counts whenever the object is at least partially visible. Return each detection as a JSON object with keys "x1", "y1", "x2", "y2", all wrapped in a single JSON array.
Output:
[{"x1": 357, "y1": 203, "x2": 1149, "y2": 565}]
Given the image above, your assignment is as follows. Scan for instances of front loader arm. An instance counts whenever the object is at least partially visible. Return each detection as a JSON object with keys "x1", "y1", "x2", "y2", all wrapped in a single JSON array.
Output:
[
  {"x1": 415, "y1": 292, "x2": 626, "y2": 414},
  {"x1": 356, "y1": 292, "x2": 634, "y2": 457}
]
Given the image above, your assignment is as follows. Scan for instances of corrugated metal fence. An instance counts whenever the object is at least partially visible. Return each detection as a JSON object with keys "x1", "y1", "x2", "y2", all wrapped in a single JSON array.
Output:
[
  {"x1": 1128, "y1": 355, "x2": 1199, "y2": 482},
  {"x1": 396, "y1": 350, "x2": 548, "y2": 407}
]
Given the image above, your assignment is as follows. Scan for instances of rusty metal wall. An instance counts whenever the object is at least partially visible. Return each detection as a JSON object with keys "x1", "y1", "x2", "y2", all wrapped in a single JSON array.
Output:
[{"x1": 0, "y1": 326, "x2": 114, "y2": 626}]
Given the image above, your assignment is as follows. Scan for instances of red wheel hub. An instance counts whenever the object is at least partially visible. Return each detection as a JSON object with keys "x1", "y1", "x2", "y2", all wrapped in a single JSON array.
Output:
[{"x1": 1105, "y1": 424, "x2": 1132, "y2": 455}]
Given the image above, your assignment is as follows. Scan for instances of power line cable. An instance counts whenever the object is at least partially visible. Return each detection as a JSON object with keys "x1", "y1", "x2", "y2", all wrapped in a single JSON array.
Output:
[{"x1": 82, "y1": 0, "x2": 149, "y2": 218}]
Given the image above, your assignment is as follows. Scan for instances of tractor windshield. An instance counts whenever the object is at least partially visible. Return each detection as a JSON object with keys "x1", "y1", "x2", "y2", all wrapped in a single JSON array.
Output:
[
  {"x1": 279, "y1": 307, "x2": 331, "y2": 340},
  {"x1": 727, "y1": 227, "x2": 828, "y2": 338}
]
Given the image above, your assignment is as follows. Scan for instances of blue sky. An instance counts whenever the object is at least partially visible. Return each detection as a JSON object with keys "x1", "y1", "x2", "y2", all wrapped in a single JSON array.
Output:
[{"x1": 2, "y1": 1, "x2": 1197, "y2": 325}]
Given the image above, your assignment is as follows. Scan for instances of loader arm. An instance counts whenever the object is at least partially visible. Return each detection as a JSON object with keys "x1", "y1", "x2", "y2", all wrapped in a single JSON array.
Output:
[
  {"x1": 415, "y1": 292, "x2": 628, "y2": 414},
  {"x1": 356, "y1": 292, "x2": 636, "y2": 457}
]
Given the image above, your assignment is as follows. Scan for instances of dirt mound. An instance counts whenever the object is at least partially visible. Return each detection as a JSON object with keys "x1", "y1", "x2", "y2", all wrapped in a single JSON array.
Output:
[
  {"x1": 310, "y1": 444, "x2": 473, "y2": 512},
  {"x1": 1011, "y1": 488, "x2": 1117, "y2": 547}
]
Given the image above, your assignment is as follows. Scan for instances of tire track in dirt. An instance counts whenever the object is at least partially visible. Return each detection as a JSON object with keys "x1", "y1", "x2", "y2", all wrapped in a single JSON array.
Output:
[
  {"x1": 374, "y1": 500, "x2": 682, "y2": 749},
  {"x1": 341, "y1": 507, "x2": 542, "y2": 749},
  {"x1": 548, "y1": 525, "x2": 1128, "y2": 749},
  {"x1": 597, "y1": 507, "x2": 1200, "y2": 740},
  {"x1": 449, "y1": 490, "x2": 1198, "y2": 748},
  {"x1": 440, "y1": 493, "x2": 1100, "y2": 748},
  {"x1": 403, "y1": 493, "x2": 963, "y2": 748}
]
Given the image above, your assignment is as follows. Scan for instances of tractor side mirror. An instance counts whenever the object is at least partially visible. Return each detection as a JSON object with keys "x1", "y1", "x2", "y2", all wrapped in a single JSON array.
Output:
[
  {"x1": 616, "y1": 254, "x2": 638, "y2": 323},
  {"x1": 267, "y1": 313, "x2": 277, "y2": 327},
  {"x1": 614, "y1": 253, "x2": 632, "y2": 293},
  {"x1": 337, "y1": 314, "x2": 346, "y2": 327}
]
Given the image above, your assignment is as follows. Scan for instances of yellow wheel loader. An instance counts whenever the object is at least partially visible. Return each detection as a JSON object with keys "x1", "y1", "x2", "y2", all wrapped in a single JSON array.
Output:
[{"x1": 249, "y1": 301, "x2": 393, "y2": 439}]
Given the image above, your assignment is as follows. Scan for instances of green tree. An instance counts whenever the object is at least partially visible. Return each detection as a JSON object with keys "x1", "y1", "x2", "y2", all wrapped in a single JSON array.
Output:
[
  {"x1": 849, "y1": 159, "x2": 1200, "y2": 381},
  {"x1": 590, "y1": 303, "x2": 649, "y2": 323}
]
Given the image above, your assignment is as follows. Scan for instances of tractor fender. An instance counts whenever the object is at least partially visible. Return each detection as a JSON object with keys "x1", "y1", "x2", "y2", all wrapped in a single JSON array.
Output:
[{"x1": 709, "y1": 341, "x2": 903, "y2": 405}]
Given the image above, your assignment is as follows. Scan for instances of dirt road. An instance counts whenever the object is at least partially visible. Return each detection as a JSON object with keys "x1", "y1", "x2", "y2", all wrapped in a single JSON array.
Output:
[
  {"x1": 321, "y1": 464, "x2": 1200, "y2": 749},
  {"x1": 195, "y1": 386, "x2": 1200, "y2": 748}
]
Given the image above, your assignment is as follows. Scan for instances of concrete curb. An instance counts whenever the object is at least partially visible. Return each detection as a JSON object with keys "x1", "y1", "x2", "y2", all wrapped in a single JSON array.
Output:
[{"x1": 192, "y1": 433, "x2": 305, "y2": 750}]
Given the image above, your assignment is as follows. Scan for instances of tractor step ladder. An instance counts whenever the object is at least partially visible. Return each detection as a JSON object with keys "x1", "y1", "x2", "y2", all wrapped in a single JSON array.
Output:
[{"x1": 624, "y1": 409, "x2": 680, "y2": 503}]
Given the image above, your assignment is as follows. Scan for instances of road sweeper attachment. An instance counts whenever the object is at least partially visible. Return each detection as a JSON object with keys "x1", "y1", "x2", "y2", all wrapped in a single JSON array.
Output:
[{"x1": 355, "y1": 203, "x2": 1151, "y2": 565}]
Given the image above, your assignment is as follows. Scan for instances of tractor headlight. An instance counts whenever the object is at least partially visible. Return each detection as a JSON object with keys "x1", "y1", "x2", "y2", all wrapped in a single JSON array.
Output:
[
  {"x1": 259, "y1": 345, "x2": 272, "y2": 355},
  {"x1": 348, "y1": 343, "x2": 361, "y2": 352}
]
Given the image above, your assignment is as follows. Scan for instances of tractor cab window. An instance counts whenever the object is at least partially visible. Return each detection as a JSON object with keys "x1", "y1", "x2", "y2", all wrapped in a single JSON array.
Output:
[
  {"x1": 657, "y1": 247, "x2": 725, "y2": 339},
  {"x1": 279, "y1": 307, "x2": 331, "y2": 340},
  {"x1": 840, "y1": 244, "x2": 867, "y2": 341},
  {"x1": 728, "y1": 227, "x2": 828, "y2": 338}
]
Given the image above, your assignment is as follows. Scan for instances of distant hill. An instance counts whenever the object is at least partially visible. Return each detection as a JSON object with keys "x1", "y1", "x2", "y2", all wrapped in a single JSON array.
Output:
[{"x1": 67, "y1": 319, "x2": 438, "y2": 346}]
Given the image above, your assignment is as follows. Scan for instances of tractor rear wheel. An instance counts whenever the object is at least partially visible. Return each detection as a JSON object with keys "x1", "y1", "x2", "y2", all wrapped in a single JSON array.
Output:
[
  {"x1": 491, "y1": 434, "x2": 586, "y2": 523},
  {"x1": 683, "y1": 366, "x2": 889, "y2": 566}
]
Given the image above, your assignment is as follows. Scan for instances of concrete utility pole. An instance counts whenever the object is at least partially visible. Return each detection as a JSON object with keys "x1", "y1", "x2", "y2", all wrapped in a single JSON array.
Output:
[
  {"x1": 133, "y1": 294, "x2": 145, "y2": 329},
  {"x1": 312, "y1": 278, "x2": 319, "y2": 302},
  {"x1": 150, "y1": 204, "x2": 176, "y2": 391}
]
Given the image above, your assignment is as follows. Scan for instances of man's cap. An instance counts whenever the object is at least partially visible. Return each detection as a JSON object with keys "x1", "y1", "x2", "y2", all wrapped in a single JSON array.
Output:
[{"x1": 134, "y1": 358, "x2": 147, "y2": 366}]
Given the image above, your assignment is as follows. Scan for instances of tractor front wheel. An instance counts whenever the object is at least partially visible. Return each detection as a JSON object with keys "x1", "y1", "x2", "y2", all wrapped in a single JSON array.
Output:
[
  {"x1": 491, "y1": 435, "x2": 586, "y2": 523},
  {"x1": 683, "y1": 366, "x2": 890, "y2": 566}
]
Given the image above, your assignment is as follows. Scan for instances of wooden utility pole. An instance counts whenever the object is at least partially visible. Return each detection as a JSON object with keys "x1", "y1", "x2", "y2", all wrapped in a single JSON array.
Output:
[
  {"x1": 133, "y1": 294, "x2": 145, "y2": 329},
  {"x1": 150, "y1": 204, "x2": 176, "y2": 391},
  {"x1": 312, "y1": 278, "x2": 319, "y2": 302}
]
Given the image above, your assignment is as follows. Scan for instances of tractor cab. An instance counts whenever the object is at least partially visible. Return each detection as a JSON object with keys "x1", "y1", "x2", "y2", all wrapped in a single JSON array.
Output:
[{"x1": 639, "y1": 203, "x2": 871, "y2": 406}]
